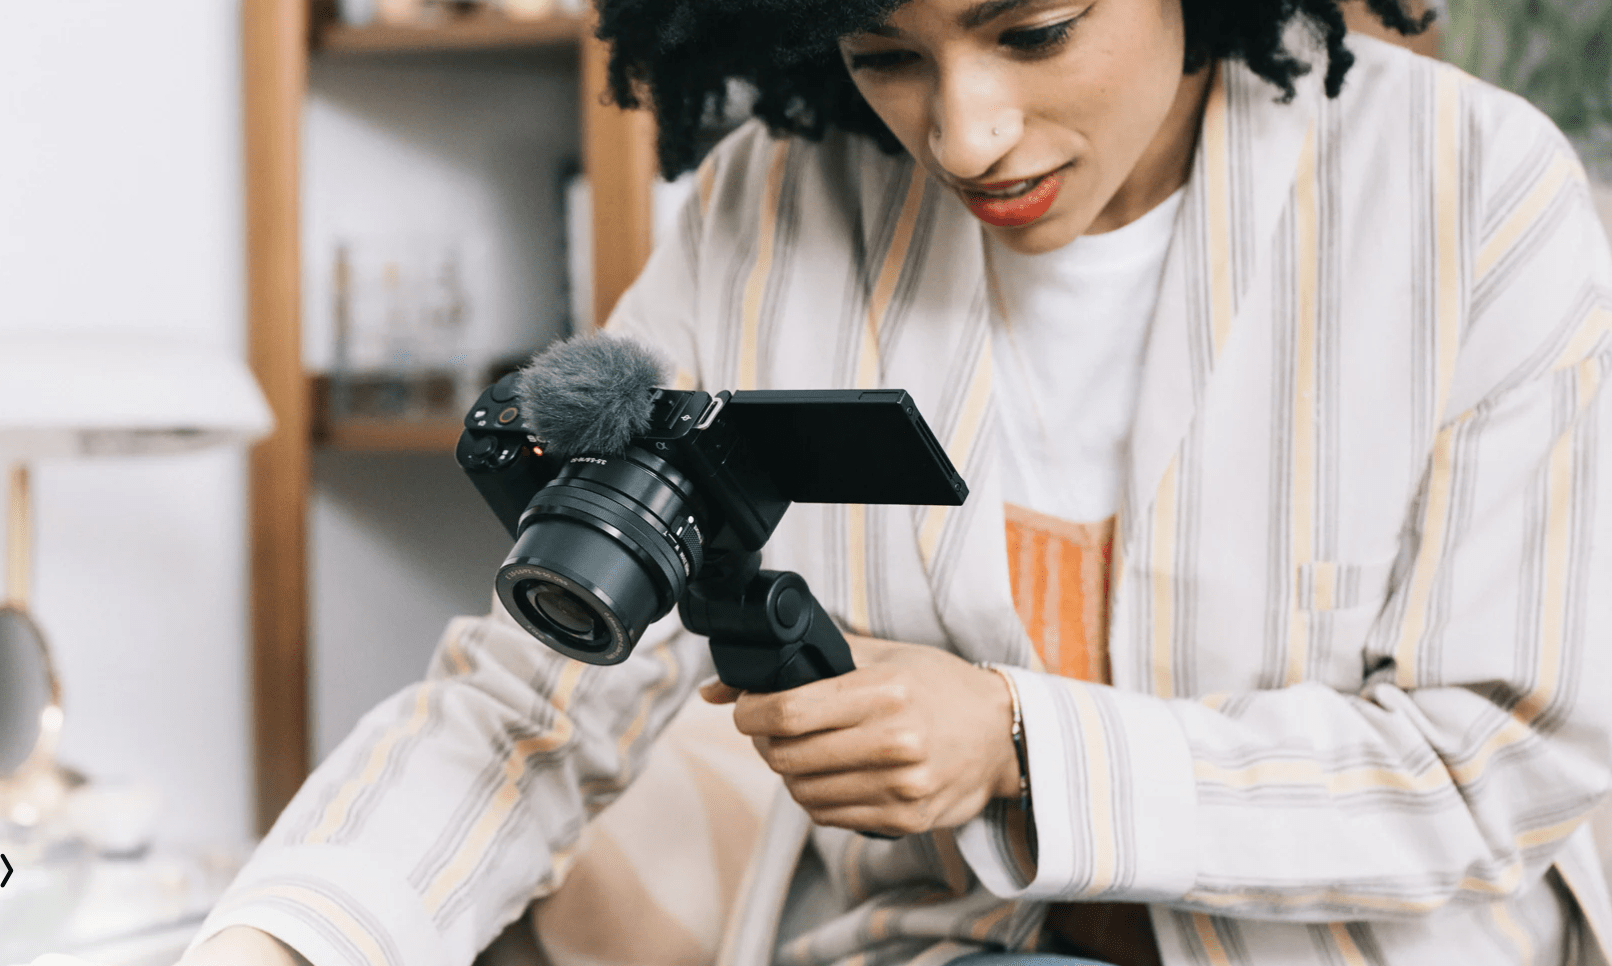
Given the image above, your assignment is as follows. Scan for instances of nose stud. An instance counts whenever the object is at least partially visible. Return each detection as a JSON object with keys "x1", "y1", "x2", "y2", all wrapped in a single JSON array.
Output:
[{"x1": 992, "y1": 127, "x2": 1000, "y2": 136}]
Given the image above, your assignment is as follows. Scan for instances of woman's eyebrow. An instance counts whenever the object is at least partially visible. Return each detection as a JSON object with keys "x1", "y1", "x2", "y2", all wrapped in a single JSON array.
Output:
[
  {"x1": 957, "y1": 0, "x2": 1038, "y2": 29},
  {"x1": 856, "y1": 0, "x2": 1040, "y2": 37}
]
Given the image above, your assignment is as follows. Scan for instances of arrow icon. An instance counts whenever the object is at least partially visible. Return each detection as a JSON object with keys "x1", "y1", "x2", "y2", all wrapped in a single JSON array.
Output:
[{"x1": 1, "y1": 853, "x2": 10, "y2": 887}]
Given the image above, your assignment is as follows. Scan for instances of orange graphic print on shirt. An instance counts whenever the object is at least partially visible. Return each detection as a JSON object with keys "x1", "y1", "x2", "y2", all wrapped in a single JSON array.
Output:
[
  {"x1": 1003, "y1": 503, "x2": 1114, "y2": 685},
  {"x1": 1006, "y1": 505, "x2": 1157, "y2": 965}
]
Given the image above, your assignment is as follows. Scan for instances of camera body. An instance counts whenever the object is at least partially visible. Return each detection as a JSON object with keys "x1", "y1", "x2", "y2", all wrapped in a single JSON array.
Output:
[{"x1": 458, "y1": 370, "x2": 967, "y2": 686}]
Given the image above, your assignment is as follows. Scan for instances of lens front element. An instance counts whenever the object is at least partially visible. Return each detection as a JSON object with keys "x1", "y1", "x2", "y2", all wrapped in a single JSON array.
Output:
[
  {"x1": 532, "y1": 585, "x2": 596, "y2": 637},
  {"x1": 504, "y1": 566, "x2": 625, "y2": 658}
]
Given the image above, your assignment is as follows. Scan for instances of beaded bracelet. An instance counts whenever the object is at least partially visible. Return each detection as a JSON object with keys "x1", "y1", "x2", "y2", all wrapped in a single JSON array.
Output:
[{"x1": 976, "y1": 662, "x2": 1031, "y2": 814}]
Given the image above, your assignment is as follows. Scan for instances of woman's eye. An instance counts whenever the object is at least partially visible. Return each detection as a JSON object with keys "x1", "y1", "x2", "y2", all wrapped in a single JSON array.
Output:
[
  {"x1": 848, "y1": 49, "x2": 920, "y2": 72},
  {"x1": 1000, "y1": 17, "x2": 1077, "y2": 54}
]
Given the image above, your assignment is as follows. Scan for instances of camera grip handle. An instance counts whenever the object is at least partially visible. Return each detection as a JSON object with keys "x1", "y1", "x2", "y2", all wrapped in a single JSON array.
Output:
[{"x1": 681, "y1": 570, "x2": 854, "y2": 693}]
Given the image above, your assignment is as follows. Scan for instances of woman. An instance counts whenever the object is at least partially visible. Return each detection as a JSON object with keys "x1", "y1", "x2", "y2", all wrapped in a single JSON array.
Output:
[{"x1": 187, "y1": 1, "x2": 1612, "y2": 965}]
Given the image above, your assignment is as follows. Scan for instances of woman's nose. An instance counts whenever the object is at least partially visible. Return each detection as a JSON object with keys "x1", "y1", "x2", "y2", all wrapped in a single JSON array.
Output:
[{"x1": 927, "y1": 68, "x2": 1022, "y2": 180}]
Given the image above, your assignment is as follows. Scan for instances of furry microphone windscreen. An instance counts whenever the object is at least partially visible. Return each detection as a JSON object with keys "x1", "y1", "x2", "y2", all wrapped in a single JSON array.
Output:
[{"x1": 514, "y1": 334, "x2": 671, "y2": 458}]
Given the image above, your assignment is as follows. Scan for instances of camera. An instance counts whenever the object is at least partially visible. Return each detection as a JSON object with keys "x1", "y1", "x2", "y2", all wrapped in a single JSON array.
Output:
[{"x1": 458, "y1": 360, "x2": 967, "y2": 692}]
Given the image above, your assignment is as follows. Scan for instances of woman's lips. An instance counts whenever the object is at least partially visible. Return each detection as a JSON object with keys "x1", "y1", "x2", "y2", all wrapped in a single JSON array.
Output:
[{"x1": 960, "y1": 168, "x2": 1065, "y2": 228}]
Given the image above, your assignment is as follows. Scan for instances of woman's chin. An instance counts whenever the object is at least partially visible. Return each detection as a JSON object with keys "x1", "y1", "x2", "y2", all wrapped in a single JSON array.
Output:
[{"x1": 983, "y1": 206, "x2": 1090, "y2": 255}]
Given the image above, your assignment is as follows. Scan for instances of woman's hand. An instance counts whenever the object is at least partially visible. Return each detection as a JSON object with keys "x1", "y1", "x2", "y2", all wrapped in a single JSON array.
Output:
[{"x1": 701, "y1": 634, "x2": 1021, "y2": 837}]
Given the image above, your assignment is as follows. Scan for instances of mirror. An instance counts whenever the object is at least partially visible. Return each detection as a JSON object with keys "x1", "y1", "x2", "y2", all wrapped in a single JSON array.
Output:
[
  {"x1": 0, "y1": 604, "x2": 58, "y2": 777},
  {"x1": 1, "y1": 464, "x2": 72, "y2": 827}
]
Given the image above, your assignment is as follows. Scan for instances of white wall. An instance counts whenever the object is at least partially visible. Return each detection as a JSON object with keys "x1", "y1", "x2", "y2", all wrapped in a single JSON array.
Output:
[
  {"x1": 309, "y1": 452, "x2": 509, "y2": 760},
  {"x1": 0, "y1": 1, "x2": 252, "y2": 846}
]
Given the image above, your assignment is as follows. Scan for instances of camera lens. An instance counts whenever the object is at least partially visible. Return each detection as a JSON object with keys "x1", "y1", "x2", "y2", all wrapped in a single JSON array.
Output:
[
  {"x1": 532, "y1": 585, "x2": 595, "y2": 636},
  {"x1": 496, "y1": 448, "x2": 705, "y2": 665}
]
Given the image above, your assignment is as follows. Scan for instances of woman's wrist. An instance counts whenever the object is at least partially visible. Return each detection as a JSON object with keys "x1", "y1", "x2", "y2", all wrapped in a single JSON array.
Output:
[{"x1": 974, "y1": 662, "x2": 1031, "y2": 807}]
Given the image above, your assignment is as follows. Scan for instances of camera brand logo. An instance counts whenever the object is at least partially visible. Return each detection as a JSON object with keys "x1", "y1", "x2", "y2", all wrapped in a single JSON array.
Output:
[{"x1": 571, "y1": 457, "x2": 609, "y2": 466}]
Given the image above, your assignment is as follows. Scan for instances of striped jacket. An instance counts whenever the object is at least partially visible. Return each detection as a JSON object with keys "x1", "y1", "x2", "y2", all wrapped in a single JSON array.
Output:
[{"x1": 200, "y1": 37, "x2": 1612, "y2": 966}]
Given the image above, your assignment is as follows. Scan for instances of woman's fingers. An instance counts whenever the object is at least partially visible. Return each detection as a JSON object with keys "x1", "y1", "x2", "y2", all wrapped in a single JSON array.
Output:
[
  {"x1": 732, "y1": 665, "x2": 910, "y2": 738},
  {"x1": 782, "y1": 769, "x2": 990, "y2": 836},
  {"x1": 754, "y1": 721, "x2": 927, "y2": 776},
  {"x1": 782, "y1": 765, "x2": 941, "y2": 809},
  {"x1": 699, "y1": 677, "x2": 742, "y2": 704},
  {"x1": 781, "y1": 787, "x2": 946, "y2": 838}
]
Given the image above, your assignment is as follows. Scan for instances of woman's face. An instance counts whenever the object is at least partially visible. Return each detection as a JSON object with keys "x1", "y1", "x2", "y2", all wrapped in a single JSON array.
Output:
[{"x1": 839, "y1": 0, "x2": 1208, "y2": 254}]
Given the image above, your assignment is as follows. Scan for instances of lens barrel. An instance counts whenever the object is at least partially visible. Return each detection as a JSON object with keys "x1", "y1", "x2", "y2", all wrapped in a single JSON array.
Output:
[{"x1": 496, "y1": 448, "x2": 704, "y2": 665}]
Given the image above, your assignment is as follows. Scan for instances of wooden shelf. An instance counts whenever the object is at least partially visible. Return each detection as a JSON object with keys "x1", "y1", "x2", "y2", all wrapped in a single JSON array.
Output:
[
  {"x1": 316, "y1": 416, "x2": 464, "y2": 451},
  {"x1": 315, "y1": 8, "x2": 585, "y2": 53},
  {"x1": 309, "y1": 375, "x2": 464, "y2": 452}
]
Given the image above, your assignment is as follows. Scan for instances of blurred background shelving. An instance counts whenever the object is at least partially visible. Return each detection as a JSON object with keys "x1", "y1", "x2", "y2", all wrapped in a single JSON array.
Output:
[
  {"x1": 308, "y1": 375, "x2": 465, "y2": 451},
  {"x1": 316, "y1": 7, "x2": 586, "y2": 52},
  {"x1": 245, "y1": 0, "x2": 659, "y2": 830}
]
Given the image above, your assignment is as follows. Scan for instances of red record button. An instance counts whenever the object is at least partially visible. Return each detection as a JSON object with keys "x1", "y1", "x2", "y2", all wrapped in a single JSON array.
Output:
[{"x1": 497, "y1": 407, "x2": 519, "y2": 425}]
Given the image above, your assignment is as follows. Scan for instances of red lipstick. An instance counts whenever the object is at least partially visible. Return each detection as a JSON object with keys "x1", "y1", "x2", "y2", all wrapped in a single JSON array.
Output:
[{"x1": 961, "y1": 168, "x2": 1064, "y2": 228}]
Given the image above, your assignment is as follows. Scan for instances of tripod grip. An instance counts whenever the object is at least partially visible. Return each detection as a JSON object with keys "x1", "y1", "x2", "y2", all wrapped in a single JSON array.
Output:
[{"x1": 683, "y1": 570, "x2": 855, "y2": 693}]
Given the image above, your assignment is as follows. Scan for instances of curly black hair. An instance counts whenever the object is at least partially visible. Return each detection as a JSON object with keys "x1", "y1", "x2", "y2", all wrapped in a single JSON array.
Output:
[{"x1": 596, "y1": 0, "x2": 1434, "y2": 178}]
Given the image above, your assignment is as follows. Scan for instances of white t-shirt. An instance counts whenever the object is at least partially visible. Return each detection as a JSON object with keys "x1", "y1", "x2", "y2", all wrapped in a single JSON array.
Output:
[{"x1": 988, "y1": 188, "x2": 1185, "y2": 522}]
